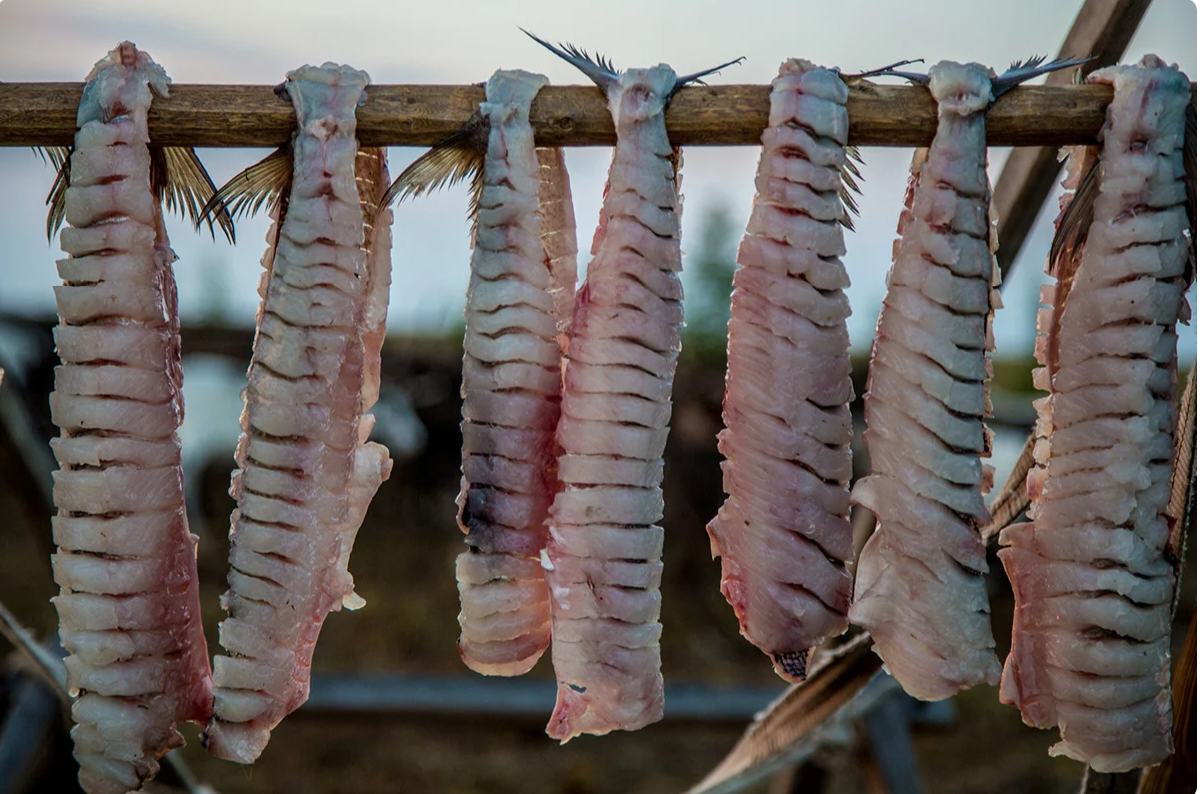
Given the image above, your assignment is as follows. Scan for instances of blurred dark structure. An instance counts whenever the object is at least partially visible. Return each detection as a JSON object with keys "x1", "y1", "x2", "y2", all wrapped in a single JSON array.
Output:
[{"x1": 0, "y1": 309, "x2": 1191, "y2": 794}]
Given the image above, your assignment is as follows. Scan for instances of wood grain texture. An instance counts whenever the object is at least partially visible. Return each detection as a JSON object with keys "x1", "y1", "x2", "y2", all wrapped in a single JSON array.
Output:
[
  {"x1": 686, "y1": 633, "x2": 888, "y2": 794},
  {"x1": 0, "y1": 81, "x2": 1193, "y2": 148}
]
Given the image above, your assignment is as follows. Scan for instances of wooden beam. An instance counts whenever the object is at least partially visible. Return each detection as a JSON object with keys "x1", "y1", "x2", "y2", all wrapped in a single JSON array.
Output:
[
  {"x1": 296, "y1": 673, "x2": 785, "y2": 723},
  {"x1": 861, "y1": 693, "x2": 928, "y2": 794},
  {"x1": 991, "y1": 0, "x2": 1154, "y2": 278},
  {"x1": 0, "y1": 81, "x2": 1194, "y2": 149}
]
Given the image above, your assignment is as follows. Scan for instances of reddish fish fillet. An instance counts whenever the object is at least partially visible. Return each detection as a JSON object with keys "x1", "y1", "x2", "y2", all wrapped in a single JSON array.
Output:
[
  {"x1": 204, "y1": 64, "x2": 394, "y2": 763},
  {"x1": 455, "y1": 69, "x2": 577, "y2": 676},
  {"x1": 542, "y1": 64, "x2": 684, "y2": 741},
  {"x1": 48, "y1": 42, "x2": 212, "y2": 794},
  {"x1": 849, "y1": 62, "x2": 1002, "y2": 700},
  {"x1": 998, "y1": 55, "x2": 1191, "y2": 772},
  {"x1": 706, "y1": 59, "x2": 855, "y2": 683}
]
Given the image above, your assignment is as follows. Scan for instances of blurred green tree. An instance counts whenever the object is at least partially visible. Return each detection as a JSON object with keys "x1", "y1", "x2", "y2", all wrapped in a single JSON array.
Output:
[{"x1": 683, "y1": 200, "x2": 740, "y2": 361}]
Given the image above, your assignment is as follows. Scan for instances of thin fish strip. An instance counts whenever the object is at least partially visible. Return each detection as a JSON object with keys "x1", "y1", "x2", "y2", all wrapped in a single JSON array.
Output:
[
  {"x1": 849, "y1": 61, "x2": 1005, "y2": 700},
  {"x1": 541, "y1": 60, "x2": 683, "y2": 740},
  {"x1": 999, "y1": 54, "x2": 1192, "y2": 772},
  {"x1": 707, "y1": 59, "x2": 855, "y2": 683},
  {"x1": 203, "y1": 63, "x2": 394, "y2": 764},
  {"x1": 49, "y1": 42, "x2": 212, "y2": 794},
  {"x1": 455, "y1": 69, "x2": 577, "y2": 676},
  {"x1": 521, "y1": 33, "x2": 740, "y2": 739}
]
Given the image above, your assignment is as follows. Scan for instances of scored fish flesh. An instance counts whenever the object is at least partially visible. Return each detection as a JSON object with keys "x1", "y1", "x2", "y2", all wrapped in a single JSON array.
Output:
[
  {"x1": 454, "y1": 70, "x2": 577, "y2": 676},
  {"x1": 524, "y1": 31, "x2": 741, "y2": 741},
  {"x1": 48, "y1": 42, "x2": 218, "y2": 794},
  {"x1": 545, "y1": 60, "x2": 678, "y2": 741},
  {"x1": 999, "y1": 55, "x2": 1193, "y2": 772},
  {"x1": 383, "y1": 69, "x2": 579, "y2": 677},
  {"x1": 850, "y1": 57, "x2": 1083, "y2": 701},
  {"x1": 202, "y1": 64, "x2": 394, "y2": 763},
  {"x1": 707, "y1": 59, "x2": 857, "y2": 682},
  {"x1": 850, "y1": 62, "x2": 1002, "y2": 700},
  {"x1": 537, "y1": 147, "x2": 579, "y2": 353}
]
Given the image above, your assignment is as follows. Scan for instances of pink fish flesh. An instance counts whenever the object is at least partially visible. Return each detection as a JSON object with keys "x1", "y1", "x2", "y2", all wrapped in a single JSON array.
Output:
[
  {"x1": 455, "y1": 69, "x2": 577, "y2": 677},
  {"x1": 849, "y1": 61, "x2": 1003, "y2": 701},
  {"x1": 49, "y1": 42, "x2": 212, "y2": 794},
  {"x1": 998, "y1": 55, "x2": 1191, "y2": 772},
  {"x1": 542, "y1": 63, "x2": 684, "y2": 741},
  {"x1": 203, "y1": 64, "x2": 394, "y2": 764},
  {"x1": 706, "y1": 59, "x2": 855, "y2": 682}
]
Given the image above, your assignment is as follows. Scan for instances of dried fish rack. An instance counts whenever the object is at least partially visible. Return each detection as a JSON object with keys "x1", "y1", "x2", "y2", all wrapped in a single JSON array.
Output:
[
  {"x1": 0, "y1": 82, "x2": 1195, "y2": 149},
  {"x1": 0, "y1": 35, "x2": 1195, "y2": 794}
]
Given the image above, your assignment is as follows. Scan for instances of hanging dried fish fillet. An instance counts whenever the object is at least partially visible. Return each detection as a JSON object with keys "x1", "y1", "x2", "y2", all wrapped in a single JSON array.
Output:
[
  {"x1": 850, "y1": 57, "x2": 1084, "y2": 701},
  {"x1": 47, "y1": 42, "x2": 215, "y2": 794},
  {"x1": 463, "y1": 71, "x2": 574, "y2": 674},
  {"x1": 453, "y1": 71, "x2": 561, "y2": 676},
  {"x1": 524, "y1": 31, "x2": 741, "y2": 740},
  {"x1": 999, "y1": 54, "x2": 1193, "y2": 772},
  {"x1": 385, "y1": 69, "x2": 578, "y2": 677},
  {"x1": 201, "y1": 63, "x2": 394, "y2": 764},
  {"x1": 706, "y1": 59, "x2": 858, "y2": 683}
]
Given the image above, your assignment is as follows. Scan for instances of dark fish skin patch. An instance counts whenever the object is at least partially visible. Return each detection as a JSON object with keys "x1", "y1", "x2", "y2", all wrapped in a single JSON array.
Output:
[{"x1": 772, "y1": 650, "x2": 810, "y2": 682}]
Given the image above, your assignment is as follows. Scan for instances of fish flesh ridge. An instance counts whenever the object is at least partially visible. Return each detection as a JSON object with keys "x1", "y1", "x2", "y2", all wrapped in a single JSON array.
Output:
[
  {"x1": 48, "y1": 42, "x2": 212, "y2": 794},
  {"x1": 542, "y1": 63, "x2": 685, "y2": 741},
  {"x1": 456, "y1": 69, "x2": 577, "y2": 676},
  {"x1": 707, "y1": 59, "x2": 855, "y2": 683},
  {"x1": 204, "y1": 64, "x2": 394, "y2": 763},
  {"x1": 849, "y1": 61, "x2": 1003, "y2": 700},
  {"x1": 537, "y1": 146, "x2": 580, "y2": 353},
  {"x1": 998, "y1": 55, "x2": 1192, "y2": 772}
]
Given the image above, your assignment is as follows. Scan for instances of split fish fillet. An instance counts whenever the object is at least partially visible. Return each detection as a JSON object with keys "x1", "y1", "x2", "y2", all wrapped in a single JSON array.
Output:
[
  {"x1": 849, "y1": 61, "x2": 1005, "y2": 701},
  {"x1": 454, "y1": 69, "x2": 578, "y2": 676},
  {"x1": 706, "y1": 59, "x2": 857, "y2": 683},
  {"x1": 999, "y1": 54, "x2": 1193, "y2": 772},
  {"x1": 49, "y1": 42, "x2": 213, "y2": 794},
  {"x1": 203, "y1": 63, "x2": 394, "y2": 764}
]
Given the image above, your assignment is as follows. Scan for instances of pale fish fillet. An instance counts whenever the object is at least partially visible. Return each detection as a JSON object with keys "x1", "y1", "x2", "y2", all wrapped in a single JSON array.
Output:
[
  {"x1": 203, "y1": 64, "x2": 394, "y2": 764},
  {"x1": 543, "y1": 63, "x2": 685, "y2": 742},
  {"x1": 849, "y1": 61, "x2": 1003, "y2": 701},
  {"x1": 455, "y1": 69, "x2": 577, "y2": 677},
  {"x1": 537, "y1": 146, "x2": 580, "y2": 349},
  {"x1": 999, "y1": 54, "x2": 1191, "y2": 772},
  {"x1": 48, "y1": 42, "x2": 212, "y2": 794},
  {"x1": 706, "y1": 59, "x2": 855, "y2": 683}
]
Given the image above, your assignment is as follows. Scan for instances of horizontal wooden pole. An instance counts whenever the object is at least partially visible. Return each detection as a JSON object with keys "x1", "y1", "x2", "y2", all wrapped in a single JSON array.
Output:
[
  {"x1": 0, "y1": 81, "x2": 1195, "y2": 149},
  {"x1": 300, "y1": 673, "x2": 785, "y2": 722}
]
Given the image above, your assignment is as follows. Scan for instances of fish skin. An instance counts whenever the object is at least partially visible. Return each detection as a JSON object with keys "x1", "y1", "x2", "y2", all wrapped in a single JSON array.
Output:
[
  {"x1": 48, "y1": 42, "x2": 212, "y2": 794},
  {"x1": 705, "y1": 60, "x2": 856, "y2": 684},
  {"x1": 849, "y1": 61, "x2": 1003, "y2": 702},
  {"x1": 203, "y1": 63, "x2": 394, "y2": 764},
  {"x1": 998, "y1": 55, "x2": 1192, "y2": 772},
  {"x1": 451, "y1": 70, "x2": 578, "y2": 678}
]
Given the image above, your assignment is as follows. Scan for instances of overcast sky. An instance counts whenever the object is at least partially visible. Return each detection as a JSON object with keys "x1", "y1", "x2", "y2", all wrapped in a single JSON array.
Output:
[{"x1": 0, "y1": 0, "x2": 1194, "y2": 359}]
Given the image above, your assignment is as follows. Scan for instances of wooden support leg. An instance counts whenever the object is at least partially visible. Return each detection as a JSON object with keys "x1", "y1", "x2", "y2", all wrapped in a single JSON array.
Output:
[{"x1": 861, "y1": 692, "x2": 927, "y2": 794}]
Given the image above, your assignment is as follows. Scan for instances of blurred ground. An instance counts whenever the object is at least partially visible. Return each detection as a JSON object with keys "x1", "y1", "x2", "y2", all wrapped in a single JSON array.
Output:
[{"x1": 0, "y1": 328, "x2": 1193, "y2": 794}]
